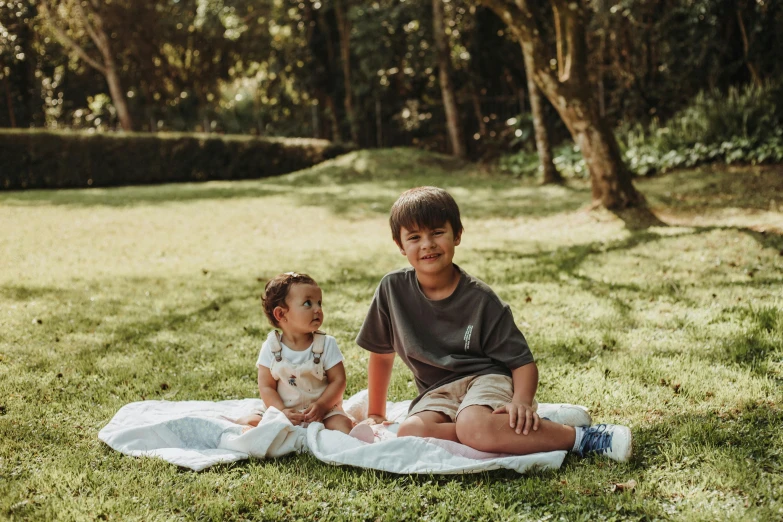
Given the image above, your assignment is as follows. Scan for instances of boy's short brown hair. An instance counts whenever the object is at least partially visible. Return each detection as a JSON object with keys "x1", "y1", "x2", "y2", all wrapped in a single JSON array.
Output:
[
  {"x1": 262, "y1": 272, "x2": 318, "y2": 327},
  {"x1": 389, "y1": 186, "x2": 463, "y2": 246}
]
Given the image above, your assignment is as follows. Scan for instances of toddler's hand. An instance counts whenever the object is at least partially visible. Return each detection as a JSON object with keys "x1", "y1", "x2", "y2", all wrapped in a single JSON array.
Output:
[
  {"x1": 492, "y1": 401, "x2": 539, "y2": 435},
  {"x1": 361, "y1": 414, "x2": 390, "y2": 426},
  {"x1": 303, "y1": 402, "x2": 329, "y2": 423},
  {"x1": 282, "y1": 408, "x2": 305, "y2": 425}
]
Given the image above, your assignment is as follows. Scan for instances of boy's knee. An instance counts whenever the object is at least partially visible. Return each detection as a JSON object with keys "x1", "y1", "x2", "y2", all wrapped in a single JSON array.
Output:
[{"x1": 455, "y1": 406, "x2": 493, "y2": 451}]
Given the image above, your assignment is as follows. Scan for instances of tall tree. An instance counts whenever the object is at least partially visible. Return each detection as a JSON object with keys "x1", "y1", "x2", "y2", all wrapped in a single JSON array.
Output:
[
  {"x1": 39, "y1": 0, "x2": 133, "y2": 131},
  {"x1": 481, "y1": 0, "x2": 641, "y2": 209},
  {"x1": 433, "y1": 0, "x2": 465, "y2": 158},
  {"x1": 522, "y1": 45, "x2": 561, "y2": 184},
  {"x1": 333, "y1": 0, "x2": 359, "y2": 144}
]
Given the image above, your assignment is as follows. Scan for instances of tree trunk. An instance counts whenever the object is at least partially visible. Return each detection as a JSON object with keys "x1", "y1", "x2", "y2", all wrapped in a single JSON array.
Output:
[
  {"x1": 522, "y1": 46, "x2": 561, "y2": 184},
  {"x1": 334, "y1": 0, "x2": 359, "y2": 144},
  {"x1": 325, "y1": 94, "x2": 342, "y2": 142},
  {"x1": 2, "y1": 70, "x2": 16, "y2": 128},
  {"x1": 312, "y1": 8, "x2": 343, "y2": 141},
  {"x1": 470, "y1": 85, "x2": 486, "y2": 137},
  {"x1": 541, "y1": 75, "x2": 637, "y2": 206},
  {"x1": 736, "y1": 6, "x2": 762, "y2": 87},
  {"x1": 433, "y1": 0, "x2": 465, "y2": 158},
  {"x1": 40, "y1": 1, "x2": 134, "y2": 131},
  {"x1": 103, "y1": 59, "x2": 133, "y2": 131},
  {"x1": 88, "y1": 8, "x2": 133, "y2": 131},
  {"x1": 482, "y1": 0, "x2": 642, "y2": 209}
]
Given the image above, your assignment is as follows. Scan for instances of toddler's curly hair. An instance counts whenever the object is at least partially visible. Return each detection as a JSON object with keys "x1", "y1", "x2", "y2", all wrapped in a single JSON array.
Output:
[{"x1": 262, "y1": 272, "x2": 318, "y2": 327}]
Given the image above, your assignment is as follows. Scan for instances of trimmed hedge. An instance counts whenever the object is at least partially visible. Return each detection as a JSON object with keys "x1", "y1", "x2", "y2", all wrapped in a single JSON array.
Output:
[{"x1": 0, "y1": 129, "x2": 354, "y2": 190}]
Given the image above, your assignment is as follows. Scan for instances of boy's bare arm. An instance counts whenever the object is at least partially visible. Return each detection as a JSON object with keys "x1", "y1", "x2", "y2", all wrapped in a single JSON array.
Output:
[
  {"x1": 367, "y1": 352, "x2": 395, "y2": 421},
  {"x1": 511, "y1": 361, "x2": 539, "y2": 406},
  {"x1": 492, "y1": 362, "x2": 540, "y2": 435}
]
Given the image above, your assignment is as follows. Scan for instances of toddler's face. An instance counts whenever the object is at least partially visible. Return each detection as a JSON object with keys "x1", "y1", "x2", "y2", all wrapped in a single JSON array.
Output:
[{"x1": 281, "y1": 283, "x2": 323, "y2": 333}]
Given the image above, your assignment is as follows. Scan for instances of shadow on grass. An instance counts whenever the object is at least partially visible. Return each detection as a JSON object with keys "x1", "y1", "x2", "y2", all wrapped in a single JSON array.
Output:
[
  {"x1": 709, "y1": 305, "x2": 783, "y2": 376},
  {"x1": 610, "y1": 206, "x2": 669, "y2": 230},
  {"x1": 0, "y1": 183, "x2": 288, "y2": 208},
  {"x1": 638, "y1": 163, "x2": 783, "y2": 213},
  {"x1": 742, "y1": 228, "x2": 783, "y2": 252},
  {"x1": 0, "y1": 284, "x2": 79, "y2": 302},
  {"x1": 632, "y1": 402, "x2": 783, "y2": 475},
  {"x1": 476, "y1": 228, "x2": 717, "y2": 305}
]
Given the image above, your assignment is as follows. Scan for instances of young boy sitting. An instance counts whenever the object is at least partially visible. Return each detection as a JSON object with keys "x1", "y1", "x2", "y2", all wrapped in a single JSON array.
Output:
[{"x1": 356, "y1": 186, "x2": 632, "y2": 461}]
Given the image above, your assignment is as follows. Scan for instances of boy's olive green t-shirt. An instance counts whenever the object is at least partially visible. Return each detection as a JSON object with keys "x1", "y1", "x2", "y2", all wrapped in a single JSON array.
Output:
[{"x1": 356, "y1": 265, "x2": 534, "y2": 408}]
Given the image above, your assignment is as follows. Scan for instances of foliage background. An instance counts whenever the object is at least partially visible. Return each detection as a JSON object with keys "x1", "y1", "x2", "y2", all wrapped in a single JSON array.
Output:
[{"x1": 1, "y1": 0, "x2": 781, "y2": 163}]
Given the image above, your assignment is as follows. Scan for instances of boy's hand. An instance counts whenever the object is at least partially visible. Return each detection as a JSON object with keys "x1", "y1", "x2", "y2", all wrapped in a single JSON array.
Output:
[
  {"x1": 302, "y1": 402, "x2": 329, "y2": 423},
  {"x1": 281, "y1": 408, "x2": 305, "y2": 425},
  {"x1": 492, "y1": 401, "x2": 539, "y2": 435}
]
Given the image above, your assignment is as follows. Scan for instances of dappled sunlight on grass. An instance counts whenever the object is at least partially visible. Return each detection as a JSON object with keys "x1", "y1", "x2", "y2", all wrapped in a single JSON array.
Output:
[{"x1": 1, "y1": 148, "x2": 782, "y2": 519}]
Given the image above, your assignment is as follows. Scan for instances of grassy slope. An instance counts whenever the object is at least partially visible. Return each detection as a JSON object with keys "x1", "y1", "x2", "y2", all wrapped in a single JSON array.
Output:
[{"x1": 0, "y1": 149, "x2": 781, "y2": 521}]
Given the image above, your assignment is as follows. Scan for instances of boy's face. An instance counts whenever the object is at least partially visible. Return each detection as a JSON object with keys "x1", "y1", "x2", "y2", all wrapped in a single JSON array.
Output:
[
  {"x1": 277, "y1": 283, "x2": 323, "y2": 334},
  {"x1": 397, "y1": 221, "x2": 461, "y2": 277}
]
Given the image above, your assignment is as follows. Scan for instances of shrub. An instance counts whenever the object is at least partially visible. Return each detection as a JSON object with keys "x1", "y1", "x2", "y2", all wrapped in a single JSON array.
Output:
[
  {"x1": 0, "y1": 130, "x2": 353, "y2": 190},
  {"x1": 497, "y1": 143, "x2": 588, "y2": 180},
  {"x1": 499, "y1": 81, "x2": 783, "y2": 179},
  {"x1": 620, "y1": 81, "x2": 783, "y2": 175}
]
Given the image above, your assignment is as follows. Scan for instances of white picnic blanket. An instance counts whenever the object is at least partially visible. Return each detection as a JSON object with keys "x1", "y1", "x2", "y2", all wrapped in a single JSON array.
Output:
[{"x1": 98, "y1": 391, "x2": 576, "y2": 473}]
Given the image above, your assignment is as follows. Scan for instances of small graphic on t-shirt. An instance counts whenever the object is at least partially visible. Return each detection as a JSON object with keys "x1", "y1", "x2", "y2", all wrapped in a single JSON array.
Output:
[
  {"x1": 288, "y1": 376, "x2": 297, "y2": 387},
  {"x1": 463, "y1": 325, "x2": 474, "y2": 351}
]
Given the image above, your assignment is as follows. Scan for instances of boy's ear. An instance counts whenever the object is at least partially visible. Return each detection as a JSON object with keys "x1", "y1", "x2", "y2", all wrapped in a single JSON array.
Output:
[
  {"x1": 394, "y1": 240, "x2": 405, "y2": 255},
  {"x1": 454, "y1": 232, "x2": 461, "y2": 246},
  {"x1": 273, "y1": 306, "x2": 287, "y2": 323}
]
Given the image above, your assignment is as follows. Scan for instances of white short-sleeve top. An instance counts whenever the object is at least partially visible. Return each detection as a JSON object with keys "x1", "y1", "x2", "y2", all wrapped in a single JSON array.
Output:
[{"x1": 256, "y1": 334, "x2": 344, "y2": 372}]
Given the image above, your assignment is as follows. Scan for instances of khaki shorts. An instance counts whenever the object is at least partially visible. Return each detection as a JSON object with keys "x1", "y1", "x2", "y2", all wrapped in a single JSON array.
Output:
[{"x1": 408, "y1": 374, "x2": 536, "y2": 421}]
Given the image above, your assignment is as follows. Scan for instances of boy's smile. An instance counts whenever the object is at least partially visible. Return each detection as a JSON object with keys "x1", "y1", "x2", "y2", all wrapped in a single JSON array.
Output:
[{"x1": 398, "y1": 222, "x2": 461, "y2": 278}]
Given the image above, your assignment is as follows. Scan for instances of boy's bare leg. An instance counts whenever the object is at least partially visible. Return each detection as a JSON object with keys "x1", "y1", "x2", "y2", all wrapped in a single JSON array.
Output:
[
  {"x1": 397, "y1": 411, "x2": 459, "y2": 442},
  {"x1": 456, "y1": 405, "x2": 576, "y2": 454},
  {"x1": 324, "y1": 414, "x2": 353, "y2": 435}
]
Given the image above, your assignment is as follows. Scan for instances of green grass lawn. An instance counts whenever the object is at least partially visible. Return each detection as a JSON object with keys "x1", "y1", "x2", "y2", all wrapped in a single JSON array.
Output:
[{"x1": 1, "y1": 149, "x2": 782, "y2": 521}]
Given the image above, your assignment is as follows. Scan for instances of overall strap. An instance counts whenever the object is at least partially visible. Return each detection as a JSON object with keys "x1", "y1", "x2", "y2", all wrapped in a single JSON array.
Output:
[
  {"x1": 311, "y1": 331, "x2": 326, "y2": 364},
  {"x1": 269, "y1": 330, "x2": 284, "y2": 362}
]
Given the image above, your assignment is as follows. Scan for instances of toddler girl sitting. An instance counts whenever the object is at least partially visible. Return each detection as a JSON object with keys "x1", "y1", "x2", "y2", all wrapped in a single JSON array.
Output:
[{"x1": 237, "y1": 272, "x2": 354, "y2": 435}]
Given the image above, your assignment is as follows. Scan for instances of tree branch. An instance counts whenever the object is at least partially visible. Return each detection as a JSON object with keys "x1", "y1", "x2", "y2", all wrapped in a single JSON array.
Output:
[
  {"x1": 481, "y1": 0, "x2": 561, "y2": 93},
  {"x1": 39, "y1": 2, "x2": 106, "y2": 74},
  {"x1": 552, "y1": 3, "x2": 565, "y2": 79},
  {"x1": 736, "y1": 7, "x2": 762, "y2": 86},
  {"x1": 568, "y1": 5, "x2": 588, "y2": 80},
  {"x1": 71, "y1": 0, "x2": 109, "y2": 57}
]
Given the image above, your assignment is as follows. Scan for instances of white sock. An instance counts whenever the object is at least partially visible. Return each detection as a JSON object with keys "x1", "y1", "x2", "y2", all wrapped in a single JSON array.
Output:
[{"x1": 572, "y1": 426, "x2": 585, "y2": 452}]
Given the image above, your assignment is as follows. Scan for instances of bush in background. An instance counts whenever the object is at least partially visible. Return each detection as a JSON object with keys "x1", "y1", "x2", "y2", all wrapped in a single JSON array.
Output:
[
  {"x1": 498, "y1": 143, "x2": 588, "y2": 180},
  {"x1": 0, "y1": 130, "x2": 353, "y2": 190},
  {"x1": 499, "y1": 81, "x2": 783, "y2": 179},
  {"x1": 622, "y1": 81, "x2": 783, "y2": 176}
]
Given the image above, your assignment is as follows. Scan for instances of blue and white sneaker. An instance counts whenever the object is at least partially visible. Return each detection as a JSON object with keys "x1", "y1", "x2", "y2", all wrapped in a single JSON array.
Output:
[{"x1": 575, "y1": 423, "x2": 632, "y2": 462}]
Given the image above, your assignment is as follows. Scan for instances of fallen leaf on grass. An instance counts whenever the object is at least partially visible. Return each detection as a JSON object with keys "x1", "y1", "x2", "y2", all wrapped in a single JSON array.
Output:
[{"x1": 610, "y1": 479, "x2": 637, "y2": 493}]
